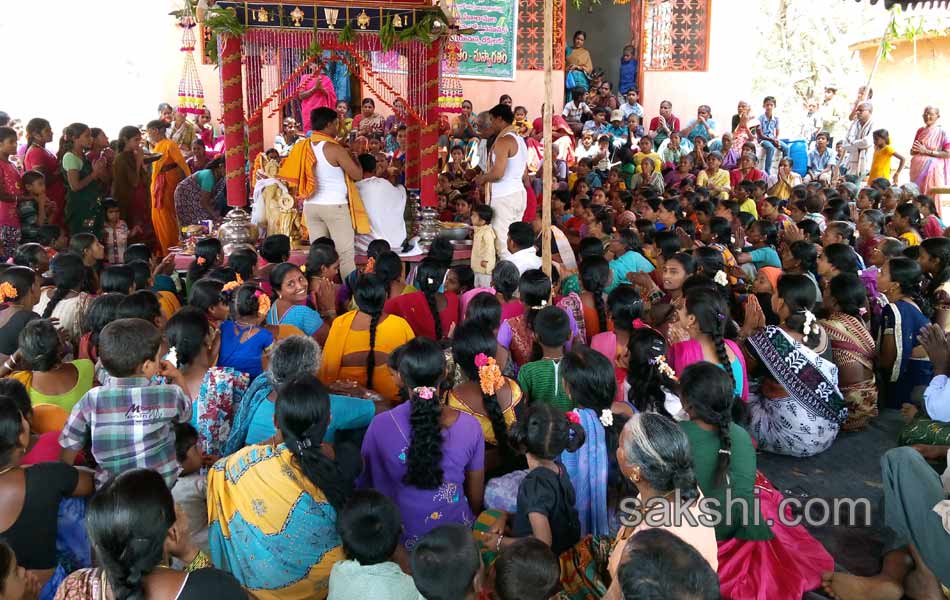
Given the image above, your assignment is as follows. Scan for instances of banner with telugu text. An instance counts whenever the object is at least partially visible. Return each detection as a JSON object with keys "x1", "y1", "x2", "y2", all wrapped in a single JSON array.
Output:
[{"x1": 453, "y1": 0, "x2": 518, "y2": 81}]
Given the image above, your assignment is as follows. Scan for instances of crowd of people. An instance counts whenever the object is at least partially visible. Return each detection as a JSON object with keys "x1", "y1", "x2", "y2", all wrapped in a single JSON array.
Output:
[{"x1": 0, "y1": 41, "x2": 949, "y2": 600}]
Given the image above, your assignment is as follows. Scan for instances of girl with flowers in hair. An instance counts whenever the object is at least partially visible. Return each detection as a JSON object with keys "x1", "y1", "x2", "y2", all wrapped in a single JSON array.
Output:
[
  {"x1": 448, "y1": 320, "x2": 522, "y2": 473},
  {"x1": 216, "y1": 282, "x2": 274, "y2": 379},
  {"x1": 625, "y1": 327, "x2": 684, "y2": 419},
  {"x1": 744, "y1": 273, "x2": 845, "y2": 457},
  {"x1": 359, "y1": 337, "x2": 485, "y2": 550},
  {"x1": 0, "y1": 266, "x2": 41, "y2": 360},
  {"x1": 266, "y1": 262, "x2": 330, "y2": 343}
]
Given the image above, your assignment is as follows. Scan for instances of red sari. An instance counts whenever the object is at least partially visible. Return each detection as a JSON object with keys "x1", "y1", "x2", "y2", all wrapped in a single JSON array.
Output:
[
  {"x1": 23, "y1": 145, "x2": 65, "y2": 228},
  {"x1": 384, "y1": 291, "x2": 460, "y2": 341}
]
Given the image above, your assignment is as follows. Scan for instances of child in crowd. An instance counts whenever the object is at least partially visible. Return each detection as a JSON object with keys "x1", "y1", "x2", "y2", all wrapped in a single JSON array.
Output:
[
  {"x1": 17, "y1": 170, "x2": 47, "y2": 245},
  {"x1": 517, "y1": 306, "x2": 573, "y2": 411},
  {"x1": 101, "y1": 199, "x2": 129, "y2": 265},
  {"x1": 471, "y1": 204, "x2": 496, "y2": 289},
  {"x1": 171, "y1": 422, "x2": 209, "y2": 555},
  {"x1": 59, "y1": 318, "x2": 190, "y2": 488},
  {"x1": 869, "y1": 128, "x2": 906, "y2": 185},
  {"x1": 217, "y1": 284, "x2": 275, "y2": 379},
  {"x1": 738, "y1": 220, "x2": 782, "y2": 269},
  {"x1": 328, "y1": 490, "x2": 422, "y2": 600},
  {"x1": 489, "y1": 538, "x2": 560, "y2": 600},
  {"x1": 0, "y1": 127, "x2": 22, "y2": 259},
  {"x1": 412, "y1": 525, "x2": 483, "y2": 600}
]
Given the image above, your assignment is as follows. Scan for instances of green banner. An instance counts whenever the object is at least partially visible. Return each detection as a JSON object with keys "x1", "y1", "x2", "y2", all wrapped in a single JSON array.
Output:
[{"x1": 454, "y1": 0, "x2": 518, "y2": 80}]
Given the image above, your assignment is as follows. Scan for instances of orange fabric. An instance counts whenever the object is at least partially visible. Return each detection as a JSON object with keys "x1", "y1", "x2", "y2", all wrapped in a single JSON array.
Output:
[
  {"x1": 277, "y1": 133, "x2": 371, "y2": 234},
  {"x1": 582, "y1": 303, "x2": 612, "y2": 339},
  {"x1": 319, "y1": 309, "x2": 415, "y2": 402},
  {"x1": 31, "y1": 403, "x2": 68, "y2": 434},
  {"x1": 157, "y1": 291, "x2": 182, "y2": 321},
  {"x1": 150, "y1": 139, "x2": 191, "y2": 256}
]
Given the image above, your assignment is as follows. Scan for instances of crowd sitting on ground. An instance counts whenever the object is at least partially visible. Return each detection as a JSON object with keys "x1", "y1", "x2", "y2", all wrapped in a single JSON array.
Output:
[{"x1": 0, "y1": 49, "x2": 949, "y2": 600}]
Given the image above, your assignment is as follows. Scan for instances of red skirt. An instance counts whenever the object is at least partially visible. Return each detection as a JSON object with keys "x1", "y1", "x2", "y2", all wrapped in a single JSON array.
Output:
[{"x1": 717, "y1": 472, "x2": 834, "y2": 600}]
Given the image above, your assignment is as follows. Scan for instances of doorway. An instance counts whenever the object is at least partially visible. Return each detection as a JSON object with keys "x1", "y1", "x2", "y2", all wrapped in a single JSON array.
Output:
[{"x1": 564, "y1": 2, "x2": 632, "y2": 92}]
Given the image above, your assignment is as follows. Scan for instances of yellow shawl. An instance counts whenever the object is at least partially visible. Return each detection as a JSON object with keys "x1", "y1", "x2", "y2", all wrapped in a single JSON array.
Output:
[{"x1": 278, "y1": 132, "x2": 370, "y2": 234}]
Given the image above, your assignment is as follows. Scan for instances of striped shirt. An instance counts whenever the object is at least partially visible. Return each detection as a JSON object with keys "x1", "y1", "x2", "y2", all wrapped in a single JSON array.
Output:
[{"x1": 59, "y1": 376, "x2": 192, "y2": 488}]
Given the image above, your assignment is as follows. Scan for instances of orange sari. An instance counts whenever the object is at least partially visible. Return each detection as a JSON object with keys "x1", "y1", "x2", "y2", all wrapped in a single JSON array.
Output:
[{"x1": 150, "y1": 139, "x2": 190, "y2": 255}]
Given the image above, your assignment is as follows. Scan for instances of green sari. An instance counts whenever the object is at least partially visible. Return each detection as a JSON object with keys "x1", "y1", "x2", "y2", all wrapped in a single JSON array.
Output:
[{"x1": 63, "y1": 153, "x2": 103, "y2": 238}]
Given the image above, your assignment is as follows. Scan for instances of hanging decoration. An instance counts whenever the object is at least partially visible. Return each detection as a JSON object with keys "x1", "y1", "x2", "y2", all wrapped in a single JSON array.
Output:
[{"x1": 177, "y1": 7, "x2": 206, "y2": 114}]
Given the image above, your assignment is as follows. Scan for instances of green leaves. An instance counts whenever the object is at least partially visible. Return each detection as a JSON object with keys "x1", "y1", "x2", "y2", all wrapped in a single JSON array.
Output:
[
  {"x1": 338, "y1": 20, "x2": 355, "y2": 44},
  {"x1": 380, "y1": 16, "x2": 396, "y2": 51}
]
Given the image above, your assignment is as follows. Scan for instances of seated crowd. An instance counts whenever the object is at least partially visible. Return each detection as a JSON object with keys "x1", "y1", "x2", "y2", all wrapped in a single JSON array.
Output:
[{"x1": 0, "y1": 69, "x2": 948, "y2": 600}]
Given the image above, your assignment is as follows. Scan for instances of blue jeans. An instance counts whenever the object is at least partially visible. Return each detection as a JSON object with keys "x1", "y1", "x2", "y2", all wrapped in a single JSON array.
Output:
[{"x1": 761, "y1": 139, "x2": 790, "y2": 173}]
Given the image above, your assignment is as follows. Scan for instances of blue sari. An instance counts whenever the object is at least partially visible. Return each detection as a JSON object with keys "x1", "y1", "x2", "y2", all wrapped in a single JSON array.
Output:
[
  {"x1": 561, "y1": 408, "x2": 609, "y2": 537},
  {"x1": 880, "y1": 300, "x2": 933, "y2": 408},
  {"x1": 266, "y1": 303, "x2": 323, "y2": 336}
]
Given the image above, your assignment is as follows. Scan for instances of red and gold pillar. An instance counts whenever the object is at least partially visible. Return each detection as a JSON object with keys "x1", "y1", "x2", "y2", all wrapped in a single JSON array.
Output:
[
  {"x1": 419, "y1": 39, "x2": 442, "y2": 208},
  {"x1": 220, "y1": 34, "x2": 247, "y2": 207}
]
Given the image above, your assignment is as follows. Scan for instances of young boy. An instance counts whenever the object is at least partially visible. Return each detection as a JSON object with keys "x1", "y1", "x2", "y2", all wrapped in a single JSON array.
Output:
[
  {"x1": 805, "y1": 132, "x2": 834, "y2": 184},
  {"x1": 0, "y1": 126, "x2": 22, "y2": 260},
  {"x1": 618, "y1": 45, "x2": 638, "y2": 96},
  {"x1": 171, "y1": 422, "x2": 209, "y2": 554},
  {"x1": 517, "y1": 307, "x2": 573, "y2": 411},
  {"x1": 453, "y1": 196, "x2": 473, "y2": 224},
  {"x1": 734, "y1": 181, "x2": 759, "y2": 219},
  {"x1": 412, "y1": 525, "x2": 483, "y2": 600},
  {"x1": 490, "y1": 539, "x2": 560, "y2": 600},
  {"x1": 101, "y1": 198, "x2": 129, "y2": 265},
  {"x1": 471, "y1": 204, "x2": 496, "y2": 289},
  {"x1": 18, "y1": 170, "x2": 48, "y2": 245},
  {"x1": 758, "y1": 96, "x2": 790, "y2": 174},
  {"x1": 329, "y1": 490, "x2": 423, "y2": 600},
  {"x1": 59, "y1": 318, "x2": 191, "y2": 488}
]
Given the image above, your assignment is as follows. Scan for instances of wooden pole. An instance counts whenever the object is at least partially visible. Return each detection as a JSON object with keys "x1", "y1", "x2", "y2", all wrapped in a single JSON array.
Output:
[{"x1": 541, "y1": 0, "x2": 553, "y2": 279}]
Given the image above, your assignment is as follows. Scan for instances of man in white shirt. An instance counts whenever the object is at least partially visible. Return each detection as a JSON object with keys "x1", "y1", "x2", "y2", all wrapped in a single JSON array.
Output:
[
  {"x1": 843, "y1": 101, "x2": 874, "y2": 181},
  {"x1": 354, "y1": 153, "x2": 407, "y2": 252},
  {"x1": 475, "y1": 104, "x2": 528, "y2": 259},
  {"x1": 506, "y1": 222, "x2": 542, "y2": 274}
]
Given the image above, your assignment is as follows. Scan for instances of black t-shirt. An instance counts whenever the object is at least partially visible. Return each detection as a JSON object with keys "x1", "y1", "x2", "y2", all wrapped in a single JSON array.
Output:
[
  {"x1": 0, "y1": 462, "x2": 78, "y2": 569},
  {"x1": 512, "y1": 464, "x2": 581, "y2": 555},
  {"x1": 0, "y1": 310, "x2": 39, "y2": 356},
  {"x1": 179, "y1": 568, "x2": 247, "y2": 600}
]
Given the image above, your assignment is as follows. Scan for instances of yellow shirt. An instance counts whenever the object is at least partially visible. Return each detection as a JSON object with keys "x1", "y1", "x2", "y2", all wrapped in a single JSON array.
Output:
[
  {"x1": 739, "y1": 198, "x2": 759, "y2": 219},
  {"x1": 636, "y1": 152, "x2": 662, "y2": 174},
  {"x1": 471, "y1": 224, "x2": 497, "y2": 275},
  {"x1": 900, "y1": 230, "x2": 921, "y2": 247},
  {"x1": 869, "y1": 145, "x2": 895, "y2": 181},
  {"x1": 696, "y1": 168, "x2": 730, "y2": 199}
]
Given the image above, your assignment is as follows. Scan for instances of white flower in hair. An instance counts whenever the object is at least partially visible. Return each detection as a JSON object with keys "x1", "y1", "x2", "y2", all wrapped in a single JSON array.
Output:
[
  {"x1": 599, "y1": 409, "x2": 614, "y2": 427},
  {"x1": 802, "y1": 309, "x2": 817, "y2": 342},
  {"x1": 164, "y1": 347, "x2": 178, "y2": 368},
  {"x1": 713, "y1": 270, "x2": 729, "y2": 286}
]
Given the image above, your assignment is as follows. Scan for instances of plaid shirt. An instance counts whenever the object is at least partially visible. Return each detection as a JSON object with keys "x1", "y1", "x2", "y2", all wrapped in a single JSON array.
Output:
[{"x1": 59, "y1": 376, "x2": 192, "y2": 488}]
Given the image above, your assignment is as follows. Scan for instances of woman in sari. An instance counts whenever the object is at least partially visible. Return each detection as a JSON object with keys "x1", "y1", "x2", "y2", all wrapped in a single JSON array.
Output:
[
  {"x1": 679, "y1": 363, "x2": 834, "y2": 600},
  {"x1": 266, "y1": 262, "x2": 330, "y2": 343},
  {"x1": 111, "y1": 126, "x2": 156, "y2": 249},
  {"x1": 174, "y1": 157, "x2": 225, "y2": 227},
  {"x1": 385, "y1": 259, "x2": 460, "y2": 342},
  {"x1": 55, "y1": 469, "x2": 243, "y2": 600},
  {"x1": 146, "y1": 119, "x2": 190, "y2": 256},
  {"x1": 565, "y1": 31, "x2": 593, "y2": 92},
  {"x1": 169, "y1": 109, "x2": 197, "y2": 154},
  {"x1": 59, "y1": 123, "x2": 107, "y2": 238},
  {"x1": 878, "y1": 257, "x2": 933, "y2": 409},
  {"x1": 820, "y1": 273, "x2": 878, "y2": 431},
  {"x1": 23, "y1": 119, "x2": 65, "y2": 229},
  {"x1": 909, "y1": 106, "x2": 950, "y2": 208},
  {"x1": 744, "y1": 274, "x2": 846, "y2": 458},
  {"x1": 590, "y1": 286, "x2": 644, "y2": 405},
  {"x1": 226, "y1": 335, "x2": 380, "y2": 457},
  {"x1": 208, "y1": 376, "x2": 348, "y2": 600},
  {"x1": 320, "y1": 273, "x2": 414, "y2": 402}
]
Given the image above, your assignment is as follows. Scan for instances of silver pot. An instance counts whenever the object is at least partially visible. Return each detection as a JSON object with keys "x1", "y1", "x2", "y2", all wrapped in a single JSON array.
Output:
[
  {"x1": 437, "y1": 225, "x2": 470, "y2": 241},
  {"x1": 218, "y1": 208, "x2": 259, "y2": 253}
]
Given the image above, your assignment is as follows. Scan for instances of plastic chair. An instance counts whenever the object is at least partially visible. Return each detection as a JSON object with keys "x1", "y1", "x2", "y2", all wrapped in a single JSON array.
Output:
[{"x1": 31, "y1": 403, "x2": 68, "y2": 434}]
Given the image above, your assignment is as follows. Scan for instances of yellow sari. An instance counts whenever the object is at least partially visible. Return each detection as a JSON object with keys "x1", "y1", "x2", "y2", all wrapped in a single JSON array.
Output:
[
  {"x1": 150, "y1": 139, "x2": 190, "y2": 255},
  {"x1": 318, "y1": 309, "x2": 414, "y2": 402}
]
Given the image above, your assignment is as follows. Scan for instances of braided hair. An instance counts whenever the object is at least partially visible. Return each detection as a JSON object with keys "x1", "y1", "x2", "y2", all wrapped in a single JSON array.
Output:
[
  {"x1": 684, "y1": 288, "x2": 735, "y2": 397},
  {"x1": 885, "y1": 257, "x2": 928, "y2": 315},
  {"x1": 416, "y1": 259, "x2": 447, "y2": 341},
  {"x1": 509, "y1": 403, "x2": 585, "y2": 459},
  {"x1": 606, "y1": 285, "x2": 643, "y2": 334},
  {"x1": 452, "y1": 320, "x2": 510, "y2": 454},
  {"x1": 373, "y1": 251, "x2": 403, "y2": 297},
  {"x1": 519, "y1": 269, "x2": 552, "y2": 334},
  {"x1": 276, "y1": 374, "x2": 351, "y2": 509},
  {"x1": 579, "y1": 256, "x2": 610, "y2": 333},
  {"x1": 187, "y1": 238, "x2": 223, "y2": 284},
  {"x1": 776, "y1": 273, "x2": 822, "y2": 350},
  {"x1": 354, "y1": 274, "x2": 386, "y2": 390},
  {"x1": 57, "y1": 122, "x2": 89, "y2": 163},
  {"x1": 680, "y1": 362, "x2": 734, "y2": 488},
  {"x1": 828, "y1": 273, "x2": 868, "y2": 319},
  {"x1": 86, "y1": 469, "x2": 176, "y2": 600},
  {"x1": 625, "y1": 328, "x2": 675, "y2": 416},
  {"x1": 42, "y1": 253, "x2": 85, "y2": 319},
  {"x1": 562, "y1": 347, "x2": 625, "y2": 464},
  {"x1": 399, "y1": 337, "x2": 447, "y2": 489}
]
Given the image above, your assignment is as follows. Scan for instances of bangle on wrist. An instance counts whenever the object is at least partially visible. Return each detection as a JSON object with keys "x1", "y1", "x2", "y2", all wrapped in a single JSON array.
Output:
[{"x1": 495, "y1": 534, "x2": 504, "y2": 552}]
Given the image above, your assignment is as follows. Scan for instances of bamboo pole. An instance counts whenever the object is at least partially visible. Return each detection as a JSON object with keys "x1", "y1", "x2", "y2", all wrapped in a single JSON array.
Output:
[{"x1": 541, "y1": 0, "x2": 553, "y2": 279}]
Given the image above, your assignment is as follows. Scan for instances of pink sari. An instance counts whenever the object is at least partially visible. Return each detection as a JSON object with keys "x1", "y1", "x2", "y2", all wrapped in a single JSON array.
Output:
[
  {"x1": 668, "y1": 338, "x2": 749, "y2": 401},
  {"x1": 910, "y1": 124, "x2": 950, "y2": 214}
]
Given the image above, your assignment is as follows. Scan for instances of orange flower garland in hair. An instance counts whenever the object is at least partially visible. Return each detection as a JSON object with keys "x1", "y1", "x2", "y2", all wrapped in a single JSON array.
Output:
[
  {"x1": 364, "y1": 257, "x2": 376, "y2": 274},
  {"x1": 222, "y1": 280, "x2": 241, "y2": 293},
  {"x1": 474, "y1": 353, "x2": 505, "y2": 395},
  {"x1": 255, "y1": 291, "x2": 271, "y2": 317},
  {"x1": 0, "y1": 282, "x2": 17, "y2": 303}
]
